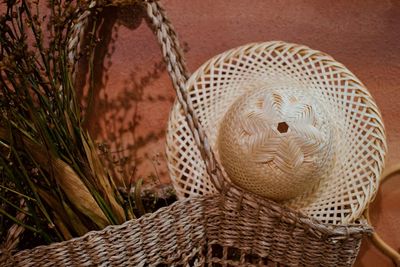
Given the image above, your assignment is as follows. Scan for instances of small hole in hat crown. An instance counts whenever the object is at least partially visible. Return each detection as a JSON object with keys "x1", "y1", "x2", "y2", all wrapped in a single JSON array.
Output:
[{"x1": 277, "y1": 122, "x2": 289, "y2": 133}]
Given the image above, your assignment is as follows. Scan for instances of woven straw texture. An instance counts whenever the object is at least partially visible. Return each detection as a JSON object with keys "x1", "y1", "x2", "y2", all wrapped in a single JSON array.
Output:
[
  {"x1": 166, "y1": 41, "x2": 386, "y2": 225},
  {"x1": 4, "y1": 187, "x2": 371, "y2": 267},
  {"x1": 0, "y1": 1, "x2": 385, "y2": 266},
  {"x1": 217, "y1": 87, "x2": 335, "y2": 201}
]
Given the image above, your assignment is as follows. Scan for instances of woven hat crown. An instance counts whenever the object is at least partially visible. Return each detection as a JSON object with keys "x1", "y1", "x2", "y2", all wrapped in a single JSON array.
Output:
[
  {"x1": 167, "y1": 41, "x2": 386, "y2": 224},
  {"x1": 217, "y1": 86, "x2": 335, "y2": 200}
]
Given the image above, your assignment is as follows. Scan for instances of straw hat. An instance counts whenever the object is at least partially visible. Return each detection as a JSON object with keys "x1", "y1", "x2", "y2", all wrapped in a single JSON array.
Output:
[{"x1": 166, "y1": 41, "x2": 386, "y2": 224}]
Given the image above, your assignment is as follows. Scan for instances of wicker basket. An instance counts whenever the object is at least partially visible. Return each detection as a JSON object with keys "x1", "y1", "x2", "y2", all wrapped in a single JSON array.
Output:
[
  {"x1": 1, "y1": 1, "x2": 386, "y2": 266},
  {"x1": 4, "y1": 187, "x2": 371, "y2": 266}
]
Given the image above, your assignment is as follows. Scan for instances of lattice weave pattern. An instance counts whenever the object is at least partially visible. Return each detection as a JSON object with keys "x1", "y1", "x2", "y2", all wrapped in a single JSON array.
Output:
[{"x1": 166, "y1": 42, "x2": 386, "y2": 224}]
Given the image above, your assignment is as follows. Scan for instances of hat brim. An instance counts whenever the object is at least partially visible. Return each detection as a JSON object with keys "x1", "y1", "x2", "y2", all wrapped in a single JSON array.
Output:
[{"x1": 166, "y1": 41, "x2": 386, "y2": 224}]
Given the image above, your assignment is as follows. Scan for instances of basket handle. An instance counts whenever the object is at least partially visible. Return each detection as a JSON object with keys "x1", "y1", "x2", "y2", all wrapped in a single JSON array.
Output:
[
  {"x1": 140, "y1": 5, "x2": 399, "y2": 264},
  {"x1": 68, "y1": 0, "x2": 226, "y2": 191},
  {"x1": 364, "y1": 164, "x2": 400, "y2": 267}
]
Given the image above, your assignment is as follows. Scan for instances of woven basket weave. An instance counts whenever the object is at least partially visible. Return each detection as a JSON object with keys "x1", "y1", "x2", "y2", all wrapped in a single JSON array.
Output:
[
  {"x1": 1, "y1": 1, "x2": 386, "y2": 266},
  {"x1": 4, "y1": 189, "x2": 371, "y2": 266}
]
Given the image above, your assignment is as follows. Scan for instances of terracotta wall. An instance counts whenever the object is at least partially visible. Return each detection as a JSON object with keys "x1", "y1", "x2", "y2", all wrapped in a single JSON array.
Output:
[
  {"x1": 84, "y1": 1, "x2": 399, "y2": 265},
  {"x1": 88, "y1": 1, "x2": 400, "y2": 176}
]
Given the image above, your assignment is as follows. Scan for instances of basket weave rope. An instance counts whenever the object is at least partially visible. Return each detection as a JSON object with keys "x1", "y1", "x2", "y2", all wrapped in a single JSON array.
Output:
[{"x1": 1, "y1": 0, "x2": 386, "y2": 266}]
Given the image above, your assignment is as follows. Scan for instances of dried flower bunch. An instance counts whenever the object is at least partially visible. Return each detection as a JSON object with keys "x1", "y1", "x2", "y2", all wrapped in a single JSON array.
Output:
[{"x1": 0, "y1": 0, "x2": 172, "y2": 252}]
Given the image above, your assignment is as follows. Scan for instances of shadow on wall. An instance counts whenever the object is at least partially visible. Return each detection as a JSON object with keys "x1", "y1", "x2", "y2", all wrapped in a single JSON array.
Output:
[{"x1": 75, "y1": 4, "x2": 186, "y2": 189}]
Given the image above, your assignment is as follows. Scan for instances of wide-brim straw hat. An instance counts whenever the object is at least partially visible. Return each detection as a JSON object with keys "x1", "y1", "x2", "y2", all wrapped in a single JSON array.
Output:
[{"x1": 166, "y1": 41, "x2": 386, "y2": 224}]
